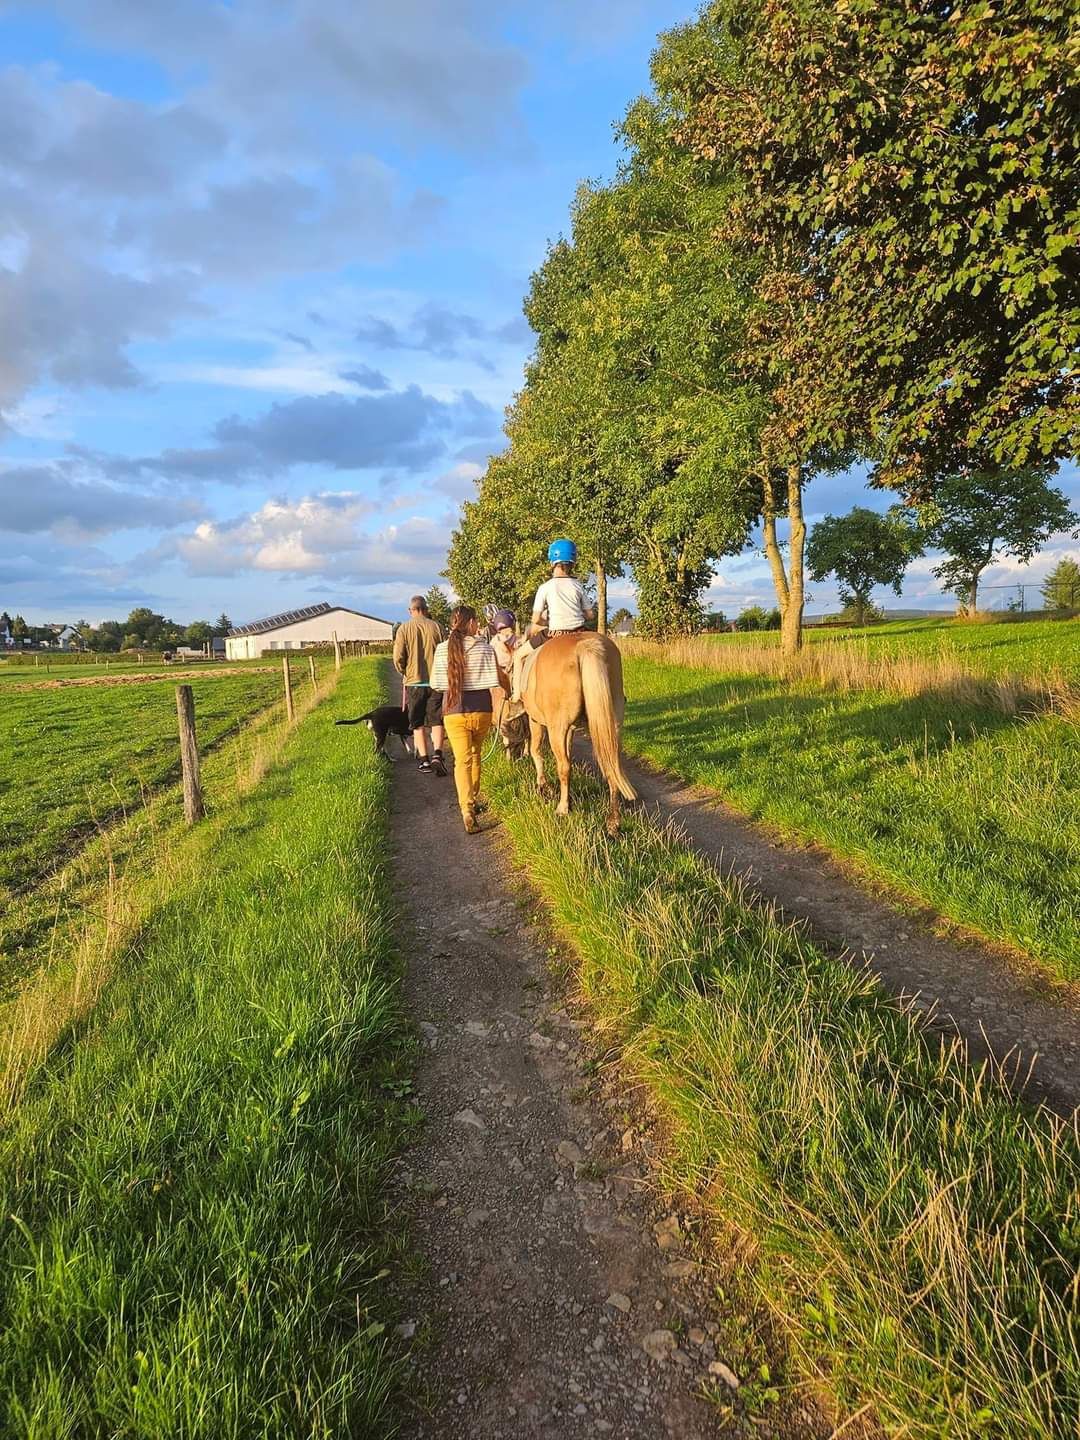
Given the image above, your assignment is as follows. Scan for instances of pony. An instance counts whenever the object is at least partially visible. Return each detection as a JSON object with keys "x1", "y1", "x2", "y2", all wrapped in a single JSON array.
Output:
[{"x1": 519, "y1": 632, "x2": 636, "y2": 833}]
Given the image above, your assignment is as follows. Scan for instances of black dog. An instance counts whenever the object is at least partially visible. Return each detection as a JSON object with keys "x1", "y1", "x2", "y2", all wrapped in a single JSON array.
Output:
[{"x1": 335, "y1": 706, "x2": 413, "y2": 759}]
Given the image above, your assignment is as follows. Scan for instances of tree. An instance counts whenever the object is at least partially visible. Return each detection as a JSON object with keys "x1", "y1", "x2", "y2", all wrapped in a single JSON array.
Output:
[
  {"x1": 184, "y1": 620, "x2": 213, "y2": 645},
  {"x1": 914, "y1": 471, "x2": 1078, "y2": 612},
  {"x1": 445, "y1": 453, "x2": 550, "y2": 623},
  {"x1": 11, "y1": 615, "x2": 27, "y2": 641},
  {"x1": 610, "y1": 607, "x2": 633, "y2": 628},
  {"x1": 1041, "y1": 557, "x2": 1080, "y2": 612},
  {"x1": 735, "y1": 605, "x2": 771, "y2": 632},
  {"x1": 213, "y1": 613, "x2": 232, "y2": 635},
  {"x1": 807, "y1": 507, "x2": 922, "y2": 627},
  {"x1": 423, "y1": 586, "x2": 452, "y2": 629},
  {"x1": 680, "y1": 0, "x2": 1079, "y2": 493}
]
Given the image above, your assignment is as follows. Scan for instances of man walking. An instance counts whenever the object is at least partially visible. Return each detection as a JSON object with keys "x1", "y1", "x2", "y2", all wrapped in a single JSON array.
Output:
[{"x1": 393, "y1": 595, "x2": 447, "y2": 775}]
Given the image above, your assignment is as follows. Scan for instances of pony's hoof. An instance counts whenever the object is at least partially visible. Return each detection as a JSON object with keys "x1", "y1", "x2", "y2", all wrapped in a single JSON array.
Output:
[{"x1": 556, "y1": 804, "x2": 570, "y2": 818}]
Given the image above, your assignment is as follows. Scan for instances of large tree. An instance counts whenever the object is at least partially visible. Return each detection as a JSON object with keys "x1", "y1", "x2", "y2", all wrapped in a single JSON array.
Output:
[
  {"x1": 807, "y1": 506, "x2": 923, "y2": 626},
  {"x1": 681, "y1": 0, "x2": 1080, "y2": 493},
  {"x1": 1041, "y1": 556, "x2": 1080, "y2": 611},
  {"x1": 912, "y1": 470, "x2": 1078, "y2": 611}
]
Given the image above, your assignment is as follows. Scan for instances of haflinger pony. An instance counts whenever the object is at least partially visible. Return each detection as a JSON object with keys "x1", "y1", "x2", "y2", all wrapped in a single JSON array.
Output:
[{"x1": 517, "y1": 631, "x2": 636, "y2": 834}]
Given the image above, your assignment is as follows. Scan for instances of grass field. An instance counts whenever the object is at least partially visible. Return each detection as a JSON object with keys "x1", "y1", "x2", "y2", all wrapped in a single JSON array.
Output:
[
  {"x1": 707, "y1": 613, "x2": 1080, "y2": 684},
  {"x1": 0, "y1": 658, "x2": 413, "y2": 1437},
  {"x1": 619, "y1": 652, "x2": 1080, "y2": 982},
  {"x1": 0, "y1": 657, "x2": 272, "y2": 684},
  {"x1": 0, "y1": 668, "x2": 301, "y2": 899},
  {"x1": 490, "y1": 758, "x2": 1079, "y2": 1439}
]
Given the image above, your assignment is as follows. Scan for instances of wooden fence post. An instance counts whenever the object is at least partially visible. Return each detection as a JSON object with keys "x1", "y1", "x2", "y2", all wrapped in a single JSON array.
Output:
[
  {"x1": 308, "y1": 654, "x2": 318, "y2": 691},
  {"x1": 332, "y1": 630, "x2": 342, "y2": 671},
  {"x1": 175, "y1": 685, "x2": 204, "y2": 823},
  {"x1": 282, "y1": 654, "x2": 295, "y2": 723}
]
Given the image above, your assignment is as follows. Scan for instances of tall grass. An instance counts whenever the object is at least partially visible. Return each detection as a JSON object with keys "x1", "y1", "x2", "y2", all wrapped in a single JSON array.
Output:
[
  {"x1": 489, "y1": 759, "x2": 1079, "y2": 1438},
  {"x1": 621, "y1": 635, "x2": 1079, "y2": 717},
  {"x1": 617, "y1": 651, "x2": 1080, "y2": 982},
  {"x1": 0, "y1": 659, "x2": 412, "y2": 1437}
]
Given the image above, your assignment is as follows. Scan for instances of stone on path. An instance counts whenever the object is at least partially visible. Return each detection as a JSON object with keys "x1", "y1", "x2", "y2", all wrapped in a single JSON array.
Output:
[
  {"x1": 641, "y1": 1329, "x2": 678, "y2": 1362},
  {"x1": 605, "y1": 1292, "x2": 632, "y2": 1314},
  {"x1": 708, "y1": 1361, "x2": 740, "y2": 1390},
  {"x1": 653, "y1": 1214, "x2": 683, "y2": 1251},
  {"x1": 452, "y1": 1108, "x2": 486, "y2": 1131}
]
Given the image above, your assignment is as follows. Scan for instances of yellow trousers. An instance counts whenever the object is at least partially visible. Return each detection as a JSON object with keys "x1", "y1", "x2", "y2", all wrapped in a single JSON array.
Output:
[{"x1": 443, "y1": 711, "x2": 492, "y2": 822}]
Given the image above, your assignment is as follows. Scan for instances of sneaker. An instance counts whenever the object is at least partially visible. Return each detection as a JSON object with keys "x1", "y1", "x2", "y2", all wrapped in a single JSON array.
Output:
[
  {"x1": 418, "y1": 757, "x2": 432, "y2": 773},
  {"x1": 430, "y1": 751, "x2": 447, "y2": 777}
]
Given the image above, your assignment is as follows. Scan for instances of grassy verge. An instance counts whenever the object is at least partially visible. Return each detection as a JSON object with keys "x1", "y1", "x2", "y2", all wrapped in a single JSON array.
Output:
[
  {"x1": 488, "y1": 757, "x2": 1079, "y2": 1439},
  {"x1": 694, "y1": 614, "x2": 1080, "y2": 687},
  {"x1": 618, "y1": 649, "x2": 1080, "y2": 983},
  {"x1": 0, "y1": 658, "x2": 414, "y2": 1437}
]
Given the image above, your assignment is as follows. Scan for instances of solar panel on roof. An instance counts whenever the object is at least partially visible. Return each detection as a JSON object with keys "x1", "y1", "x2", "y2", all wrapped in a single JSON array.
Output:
[{"x1": 228, "y1": 601, "x2": 333, "y2": 637}]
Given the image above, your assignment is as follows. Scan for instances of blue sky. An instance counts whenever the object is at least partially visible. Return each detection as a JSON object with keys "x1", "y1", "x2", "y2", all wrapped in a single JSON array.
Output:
[{"x1": 2, "y1": 0, "x2": 1077, "y2": 627}]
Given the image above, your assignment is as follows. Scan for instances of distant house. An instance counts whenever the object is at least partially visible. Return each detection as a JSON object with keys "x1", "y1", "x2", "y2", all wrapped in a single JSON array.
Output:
[
  {"x1": 225, "y1": 602, "x2": 395, "y2": 659},
  {"x1": 38, "y1": 623, "x2": 81, "y2": 650},
  {"x1": 611, "y1": 617, "x2": 635, "y2": 636}
]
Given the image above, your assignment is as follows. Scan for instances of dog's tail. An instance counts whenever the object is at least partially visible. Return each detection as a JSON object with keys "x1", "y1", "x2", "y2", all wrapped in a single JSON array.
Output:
[
  {"x1": 334, "y1": 711, "x2": 373, "y2": 726},
  {"x1": 579, "y1": 637, "x2": 636, "y2": 801}
]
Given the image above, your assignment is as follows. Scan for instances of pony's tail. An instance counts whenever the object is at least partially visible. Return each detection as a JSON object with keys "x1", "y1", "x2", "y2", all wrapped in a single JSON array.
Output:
[{"x1": 578, "y1": 638, "x2": 636, "y2": 801}]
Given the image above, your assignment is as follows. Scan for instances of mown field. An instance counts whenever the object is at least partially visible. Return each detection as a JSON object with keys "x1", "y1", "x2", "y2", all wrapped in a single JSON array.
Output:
[
  {"x1": 707, "y1": 614, "x2": 1080, "y2": 684},
  {"x1": 0, "y1": 657, "x2": 270, "y2": 684},
  {"x1": 619, "y1": 651, "x2": 1080, "y2": 982},
  {"x1": 0, "y1": 659, "x2": 412, "y2": 1437},
  {"x1": 489, "y1": 758, "x2": 1079, "y2": 1439},
  {"x1": 0, "y1": 669, "x2": 293, "y2": 899}
]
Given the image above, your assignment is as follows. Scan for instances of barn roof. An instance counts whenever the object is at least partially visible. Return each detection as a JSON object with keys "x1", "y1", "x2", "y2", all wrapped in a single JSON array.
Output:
[{"x1": 227, "y1": 602, "x2": 393, "y2": 637}]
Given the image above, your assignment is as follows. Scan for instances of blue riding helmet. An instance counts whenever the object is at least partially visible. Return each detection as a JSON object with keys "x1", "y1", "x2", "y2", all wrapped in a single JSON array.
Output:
[
  {"x1": 490, "y1": 608, "x2": 516, "y2": 631},
  {"x1": 547, "y1": 538, "x2": 577, "y2": 565}
]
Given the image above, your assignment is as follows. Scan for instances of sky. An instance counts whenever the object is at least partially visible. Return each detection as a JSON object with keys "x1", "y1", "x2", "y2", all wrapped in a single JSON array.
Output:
[{"x1": 1, "y1": 0, "x2": 1077, "y2": 628}]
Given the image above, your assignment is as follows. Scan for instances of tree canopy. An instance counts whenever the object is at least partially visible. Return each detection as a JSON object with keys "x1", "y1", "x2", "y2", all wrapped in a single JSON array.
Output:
[
  {"x1": 909, "y1": 470, "x2": 1079, "y2": 611},
  {"x1": 807, "y1": 507, "x2": 923, "y2": 625}
]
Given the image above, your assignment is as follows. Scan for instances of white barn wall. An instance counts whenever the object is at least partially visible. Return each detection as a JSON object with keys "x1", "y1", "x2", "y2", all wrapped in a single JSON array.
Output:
[{"x1": 225, "y1": 607, "x2": 394, "y2": 659}]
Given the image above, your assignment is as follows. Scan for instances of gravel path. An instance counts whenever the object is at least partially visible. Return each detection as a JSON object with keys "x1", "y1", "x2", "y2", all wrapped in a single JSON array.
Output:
[
  {"x1": 388, "y1": 753, "x2": 833, "y2": 1440},
  {"x1": 619, "y1": 752, "x2": 1080, "y2": 1116}
]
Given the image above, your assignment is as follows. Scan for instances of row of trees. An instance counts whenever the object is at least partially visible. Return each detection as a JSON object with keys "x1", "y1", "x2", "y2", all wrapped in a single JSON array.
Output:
[
  {"x1": 447, "y1": 0, "x2": 1079, "y2": 651},
  {"x1": 0, "y1": 608, "x2": 233, "y2": 653}
]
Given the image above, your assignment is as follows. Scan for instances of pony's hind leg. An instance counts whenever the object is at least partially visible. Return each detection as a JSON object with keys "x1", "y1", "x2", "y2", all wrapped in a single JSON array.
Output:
[
  {"x1": 550, "y1": 724, "x2": 573, "y2": 817},
  {"x1": 529, "y1": 718, "x2": 549, "y2": 796}
]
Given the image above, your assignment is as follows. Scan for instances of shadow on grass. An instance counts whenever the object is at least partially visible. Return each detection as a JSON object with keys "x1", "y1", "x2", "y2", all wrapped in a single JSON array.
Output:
[{"x1": 624, "y1": 671, "x2": 1029, "y2": 784}]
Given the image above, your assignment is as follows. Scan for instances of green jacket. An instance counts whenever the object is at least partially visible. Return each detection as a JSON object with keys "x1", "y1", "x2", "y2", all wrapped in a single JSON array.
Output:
[{"x1": 393, "y1": 615, "x2": 443, "y2": 686}]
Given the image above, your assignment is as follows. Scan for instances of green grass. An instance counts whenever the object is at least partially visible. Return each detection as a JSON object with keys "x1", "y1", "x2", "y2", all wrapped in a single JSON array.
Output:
[
  {"x1": 706, "y1": 614, "x2": 1080, "y2": 684},
  {"x1": 0, "y1": 658, "x2": 413, "y2": 1437},
  {"x1": 0, "y1": 657, "x2": 273, "y2": 684},
  {"x1": 0, "y1": 669, "x2": 299, "y2": 898},
  {"x1": 620, "y1": 655, "x2": 1080, "y2": 981},
  {"x1": 489, "y1": 757, "x2": 1079, "y2": 1438}
]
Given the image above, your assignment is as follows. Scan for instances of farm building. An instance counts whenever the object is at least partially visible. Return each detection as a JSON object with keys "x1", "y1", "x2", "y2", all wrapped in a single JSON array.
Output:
[{"x1": 225, "y1": 602, "x2": 394, "y2": 659}]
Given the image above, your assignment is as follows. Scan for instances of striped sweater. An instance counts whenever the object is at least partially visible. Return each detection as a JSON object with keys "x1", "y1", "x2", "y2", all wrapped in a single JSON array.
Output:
[{"x1": 430, "y1": 635, "x2": 500, "y2": 714}]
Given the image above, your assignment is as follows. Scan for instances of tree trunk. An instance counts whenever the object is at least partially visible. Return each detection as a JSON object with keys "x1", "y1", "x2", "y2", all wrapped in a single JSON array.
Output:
[
  {"x1": 595, "y1": 557, "x2": 607, "y2": 635},
  {"x1": 762, "y1": 469, "x2": 790, "y2": 626},
  {"x1": 781, "y1": 463, "x2": 806, "y2": 656},
  {"x1": 969, "y1": 575, "x2": 980, "y2": 613}
]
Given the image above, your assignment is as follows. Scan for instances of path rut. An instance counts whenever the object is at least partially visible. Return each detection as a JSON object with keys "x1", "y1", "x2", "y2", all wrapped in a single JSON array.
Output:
[
  {"x1": 389, "y1": 753, "x2": 832, "y2": 1440},
  {"x1": 618, "y1": 751, "x2": 1080, "y2": 1116}
]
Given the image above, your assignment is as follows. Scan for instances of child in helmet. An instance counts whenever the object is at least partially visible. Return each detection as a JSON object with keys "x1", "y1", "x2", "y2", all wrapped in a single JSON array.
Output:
[{"x1": 511, "y1": 539, "x2": 594, "y2": 701}]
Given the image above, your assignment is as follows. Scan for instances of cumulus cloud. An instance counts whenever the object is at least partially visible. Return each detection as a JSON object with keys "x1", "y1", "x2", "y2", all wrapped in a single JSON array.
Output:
[
  {"x1": 79, "y1": 384, "x2": 498, "y2": 488},
  {"x1": 355, "y1": 302, "x2": 531, "y2": 363},
  {"x1": 169, "y1": 492, "x2": 450, "y2": 584},
  {"x1": 0, "y1": 463, "x2": 202, "y2": 537},
  {"x1": 0, "y1": 61, "x2": 441, "y2": 415}
]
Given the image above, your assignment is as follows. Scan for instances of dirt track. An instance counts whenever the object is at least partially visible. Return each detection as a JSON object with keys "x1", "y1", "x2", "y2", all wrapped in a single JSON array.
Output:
[
  {"x1": 389, "y1": 751, "x2": 832, "y2": 1440},
  {"x1": 618, "y1": 753, "x2": 1080, "y2": 1117}
]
